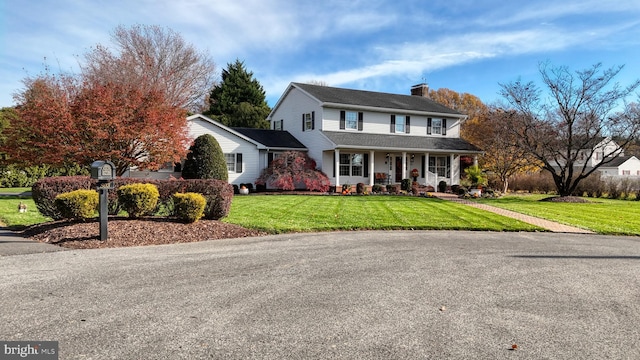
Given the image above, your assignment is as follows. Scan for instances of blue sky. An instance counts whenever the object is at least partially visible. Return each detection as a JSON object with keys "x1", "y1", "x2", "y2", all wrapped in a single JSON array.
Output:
[{"x1": 2, "y1": 0, "x2": 640, "y2": 109}]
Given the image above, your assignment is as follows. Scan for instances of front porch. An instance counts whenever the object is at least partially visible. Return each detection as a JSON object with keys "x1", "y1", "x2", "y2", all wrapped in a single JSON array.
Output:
[{"x1": 325, "y1": 149, "x2": 479, "y2": 189}]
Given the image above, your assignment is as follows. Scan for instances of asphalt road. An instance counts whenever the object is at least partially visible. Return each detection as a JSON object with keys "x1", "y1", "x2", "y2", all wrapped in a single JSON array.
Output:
[{"x1": 1, "y1": 231, "x2": 639, "y2": 359}]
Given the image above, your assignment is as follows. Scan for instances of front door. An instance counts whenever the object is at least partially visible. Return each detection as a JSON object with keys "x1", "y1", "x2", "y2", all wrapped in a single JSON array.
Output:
[{"x1": 395, "y1": 156, "x2": 402, "y2": 182}]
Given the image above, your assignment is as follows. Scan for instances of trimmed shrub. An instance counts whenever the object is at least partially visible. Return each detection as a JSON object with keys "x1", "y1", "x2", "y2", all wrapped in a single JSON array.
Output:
[
  {"x1": 180, "y1": 179, "x2": 234, "y2": 220},
  {"x1": 256, "y1": 151, "x2": 330, "y2": 192},
  {"x1": 117, "y1": 183, "x2": 159, "y2": 218},
  {"x1": 54, "y1": 189, "x2": 99, "y2": 221},
  {"x1": 401, "y1": 178, "x2": 412, "y2": 191},
  {"x1": 182, "y1": 134, "x2": 229, "y2": 181},
  {"x1": 32, "y1": 176, "x2": 95, "y2": 220},
  {"x1": 356, "y1": 182, "x2": 365, "y2": 194},
  {"x1": 372, "y1": 184, "x2": 384, "y2": 193},
  {"x1": 173, "y1": 192, "x2": 206, "y2": 223}
]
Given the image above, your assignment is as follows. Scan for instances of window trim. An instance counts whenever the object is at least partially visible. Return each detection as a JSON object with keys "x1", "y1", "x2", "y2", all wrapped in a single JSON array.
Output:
[{"x1": 224, "y1": 153, "x2": 243, "y2": 173}]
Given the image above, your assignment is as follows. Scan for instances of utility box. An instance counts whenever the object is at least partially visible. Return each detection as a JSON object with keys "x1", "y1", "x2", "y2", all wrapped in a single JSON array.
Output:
[{"x1": 90, "y1": 160, "x2": 116, "y2": 181}]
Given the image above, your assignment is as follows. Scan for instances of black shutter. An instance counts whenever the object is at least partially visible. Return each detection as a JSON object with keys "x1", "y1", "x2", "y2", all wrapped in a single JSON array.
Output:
[
  {"x1": 363, "y1": 153, "x2": 369, "y2": 177},
  {"x1": 427, "y1": 118, "x2": 432, "y2": 135},
  {"x1": 421, "y1": 155, "x2": 425, "y2": 177},
  {"x1": 236, "y1": 153, "x2": 243, "y2": 173},
  {"x1": 268, "y1": 153, "x2": 274, "y2": 166},
  {"x1": 358, "y1": 112, "x2": 363, "y2": 131},
  {"x1": 391, "y1": 115, "x2": 396, "y2": 133},
  {"x1": 280, "y1": 120, "x2": 284, "y2": 130},
  {"x1": 311, "y1": 111, "x2": 315, "y2": 130},
  {"x1": 442, "y1": 119, "x2": 447, "y2": 135},
  {"x1": 406, "y1": 116, "x2": 411, "y2": 134},
  {"x1": 302, "y1": 114, "x2": 305, "y2": 131},
  {"x1": 340, "y1": 111, "x2": 346, "y2": 130}
]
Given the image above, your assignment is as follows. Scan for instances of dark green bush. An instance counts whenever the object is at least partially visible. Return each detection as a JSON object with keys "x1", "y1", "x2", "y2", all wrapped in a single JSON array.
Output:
[
  {"x1": 173, "y1": 192, "x2": 207, "y2": 223},
  {"x1": 372, "y1": 184, "x2": 384, "y2": 193},
  {"x1": 438, "y1": 181, "x2": 447, "y2": 193},
  {"x1": 182, "y1": 134, "x2": 228, "y2": 181},
  {"x1": 117, "y1": 183, "x2": 160, "y2": 218},
  {"x1": 401, "y1": 179, "x2": 412, "y2": 191},
  {"x1": 356, "y1": 182, "x2": 365, "y2": 194},
  {"x1": 54, "y1": 189, "x2": 99, "y2": 221}
]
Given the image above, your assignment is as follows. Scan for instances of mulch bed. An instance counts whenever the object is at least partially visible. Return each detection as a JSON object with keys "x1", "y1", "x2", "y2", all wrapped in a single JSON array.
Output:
[{"x1": 19, "y1": 217, "x2": 266, "y2": 249}]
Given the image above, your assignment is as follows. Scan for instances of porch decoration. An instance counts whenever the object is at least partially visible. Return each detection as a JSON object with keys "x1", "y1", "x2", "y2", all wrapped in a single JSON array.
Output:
[{"x1": 410, "y1": 168, "x2": 419, "y2": 181}]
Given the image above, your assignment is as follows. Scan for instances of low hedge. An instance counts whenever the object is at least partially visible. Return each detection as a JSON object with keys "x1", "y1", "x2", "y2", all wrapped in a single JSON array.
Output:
[{"x1": 32, "y1": 176, "x2": 234, "y2": 220}]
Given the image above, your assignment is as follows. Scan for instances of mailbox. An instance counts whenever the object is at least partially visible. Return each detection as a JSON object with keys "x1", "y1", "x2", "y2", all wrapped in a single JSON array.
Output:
[{"x1": 90, "y1": 160, "x2": 116, "y2": 181}]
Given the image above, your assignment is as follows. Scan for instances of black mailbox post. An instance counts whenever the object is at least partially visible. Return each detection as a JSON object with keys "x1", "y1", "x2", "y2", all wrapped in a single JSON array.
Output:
[{"x1": 90, "y1": 161, "x2": 115, "y2": 241}]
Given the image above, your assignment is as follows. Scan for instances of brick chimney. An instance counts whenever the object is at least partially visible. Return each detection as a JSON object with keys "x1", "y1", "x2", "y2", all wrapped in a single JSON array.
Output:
[{"x1": 410, "y1": 83, "x2": 429, "y2": 98}]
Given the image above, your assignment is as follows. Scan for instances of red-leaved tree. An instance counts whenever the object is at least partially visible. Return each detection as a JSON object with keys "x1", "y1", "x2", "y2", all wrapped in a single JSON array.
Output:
[
  {"x1": 4, "y1": 73, "x2": 190, "y2": 175},
  {"x1": 256, "y1": 151, "x2": 330, "y2": 192}
]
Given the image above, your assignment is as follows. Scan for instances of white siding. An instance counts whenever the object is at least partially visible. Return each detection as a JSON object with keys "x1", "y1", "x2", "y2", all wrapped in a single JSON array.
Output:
[
  {"x1": 269, "y1": 88, "x2": 334, "y2": 171},
  {"x1": 187, "y1": 118, "x2": 261, "y2": 186}
]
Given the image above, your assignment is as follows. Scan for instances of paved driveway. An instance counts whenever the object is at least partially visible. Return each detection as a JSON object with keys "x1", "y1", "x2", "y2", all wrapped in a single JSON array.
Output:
[{"x1": 1, "y1": 231, "x2": 639, "y2": 359}]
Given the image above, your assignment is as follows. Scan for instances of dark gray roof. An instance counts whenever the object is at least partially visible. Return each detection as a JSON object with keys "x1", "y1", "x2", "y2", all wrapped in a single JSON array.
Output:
[
  {"x1": 293, "y1": 82, "x2": 463, "y2": 115},
  {"x1": 322, "y1": 131, "x2": 482, "y2": 153},
  {"x1": 231, "y1": 127, "x2": 306, "y2": 149}
]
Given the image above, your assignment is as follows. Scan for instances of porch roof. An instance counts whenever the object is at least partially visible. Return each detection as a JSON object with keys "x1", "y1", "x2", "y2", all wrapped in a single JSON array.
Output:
[
  {"x1": 322, "y1": 131, "x2": 482, "y2": 153},
  {"x1": 232, "y1": 127, "x2": 307, "y2": 150}
]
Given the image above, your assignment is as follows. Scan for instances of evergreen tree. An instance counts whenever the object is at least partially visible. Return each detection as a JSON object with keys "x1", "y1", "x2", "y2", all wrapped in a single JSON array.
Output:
[
  {"x1": 182, "y1": 134, "x2": 228, "y2": 181},
  {"x1": 206, "y1": 59, "x2": 270, "y2": 128}
]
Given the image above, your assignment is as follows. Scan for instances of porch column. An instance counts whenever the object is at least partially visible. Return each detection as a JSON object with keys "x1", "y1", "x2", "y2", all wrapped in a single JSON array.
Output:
[
  {"x1": 369, "y1": 150, "x2": 375, "y2": 186},
  {"x1": 402, "y1": 151, "x2": 407, "y2": 180},
  {"x1": 450, "y1": 153, "x2": 456, "y2": 185},
  {"x1": 334, "y1": 149, "x2": 340, "y2": 188},
  {"x1": 424, "y1": 152, "x2": 429, "y2": 186}
]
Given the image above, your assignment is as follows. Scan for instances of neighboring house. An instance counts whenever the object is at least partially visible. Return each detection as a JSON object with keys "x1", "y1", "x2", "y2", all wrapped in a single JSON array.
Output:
[
  {"x1": 565, "y1": 137, "x2": 640, "y2": 177},
  {"x1": 186, "y1": 114, "x2": 307, "y2": 185},
  {"x1": 598, "y1": 156, "x2": 640, "y2": 177},
  {"x1": 267, "y1": 82, "x2": 482, "y2": 188}
]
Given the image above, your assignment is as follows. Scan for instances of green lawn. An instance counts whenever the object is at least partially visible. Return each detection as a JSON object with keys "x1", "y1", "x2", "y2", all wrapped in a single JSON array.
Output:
[
  {"x1": 476, "y1": 194, "x2": 640, "y2": 235},
  {"x1": 0, "y1": 198, "x2": 51, "y2": 227},
  {"x1": 224, "y1": 195, "x2": 542, "y2": 233}
]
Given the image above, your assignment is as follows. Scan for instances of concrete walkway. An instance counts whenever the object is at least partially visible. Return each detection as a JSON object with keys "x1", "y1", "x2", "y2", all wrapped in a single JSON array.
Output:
[
  {"x1": 434, "y1": 192, "x2": 594, "y2": 234},
  {"x1": 0, "y1": 228, "x2": 66, "y2": 256}
]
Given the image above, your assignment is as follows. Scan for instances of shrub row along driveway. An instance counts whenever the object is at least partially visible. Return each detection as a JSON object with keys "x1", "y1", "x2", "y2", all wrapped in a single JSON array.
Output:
[{"x1": 1, "y1": 231, "x2": 639, "y2": 359}]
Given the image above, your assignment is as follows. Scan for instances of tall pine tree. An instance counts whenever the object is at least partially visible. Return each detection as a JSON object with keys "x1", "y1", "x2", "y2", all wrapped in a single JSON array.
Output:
[{"x1": 206, "y1": 59, "x2": 271, "y2": 128}]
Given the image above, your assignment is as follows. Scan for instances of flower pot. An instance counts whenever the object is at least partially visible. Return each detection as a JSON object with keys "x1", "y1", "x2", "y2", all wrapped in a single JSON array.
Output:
[{"x1": 239, "y1": 188, "x2": 249, "y2": 195}]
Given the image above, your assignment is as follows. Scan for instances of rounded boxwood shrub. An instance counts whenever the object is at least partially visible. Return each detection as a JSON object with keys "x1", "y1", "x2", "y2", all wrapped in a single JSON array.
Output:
[
  {"x1": 54, "y1": 189, "x2": 99, "y2": 221},
  {"x1": 173, "y1": 192, "x2": 207, "y2": 223},
  {"x1": 117, "y1": 183, "x2": 159, "y2": 218}
]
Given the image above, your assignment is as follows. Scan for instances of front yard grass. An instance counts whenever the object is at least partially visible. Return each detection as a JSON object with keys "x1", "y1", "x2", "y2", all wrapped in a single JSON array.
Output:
[
  {"x1": 476, "y1": 194, "x2": 640, "y2": 235},
  {"x1": 0, "y1": 198, "x2": 50, "y2": 227},
  {"x1": 225, "y1": 195, "x2": 542, "y2": 233}
]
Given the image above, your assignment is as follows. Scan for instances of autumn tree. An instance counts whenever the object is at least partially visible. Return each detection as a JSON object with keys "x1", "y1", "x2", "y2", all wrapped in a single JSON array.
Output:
[
  {"x1": 256, "y1": 151, "x2": 330, "y2": 192},
  {"x1": 206, "y1": 59, "x2": 270, "y2": 128},
  {"x1": 181, "y1": 134, "x2": 228, "y2": 181},
  {"x1": 499, "y1": 62, "x2": 640, "y2": 197},
  {"x1": 427, "y1": 88, "x2": 488, "y2": 142},
  {"x1": 82, "y1": 25, "x2": 216, "y2": 112},
  {"x1": 4, "y1": 73, "x2": 190, "y2": 175},
  {"x1": 465, "y1": 109, "x2": 538, "y2": 192}
]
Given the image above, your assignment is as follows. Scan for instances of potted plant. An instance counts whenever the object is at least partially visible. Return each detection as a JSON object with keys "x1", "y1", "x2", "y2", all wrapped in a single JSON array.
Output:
[
  {"x1": 239, "y1": 184, "x2": 249, "y2": 195},
  {"x1": 410, "y1": 168, "x2": 419, "y2": 181},
  {"x1": 464, "y1": 165, "x2": 487, "y2": 196}
]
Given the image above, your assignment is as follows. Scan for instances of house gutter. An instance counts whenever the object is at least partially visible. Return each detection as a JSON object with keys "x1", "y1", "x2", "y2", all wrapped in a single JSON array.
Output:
[{"x1": 321, "y1": 102, "x2": 466, "y2": 119}]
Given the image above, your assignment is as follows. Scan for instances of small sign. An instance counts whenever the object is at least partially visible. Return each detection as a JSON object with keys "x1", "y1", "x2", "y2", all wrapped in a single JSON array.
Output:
[{"x1": 0, "y1": 341, "x2": 58, "y2": 359}]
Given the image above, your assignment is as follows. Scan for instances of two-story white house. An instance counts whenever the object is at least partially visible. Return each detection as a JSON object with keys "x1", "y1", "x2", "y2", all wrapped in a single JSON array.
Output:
[{"x1": 267, "y1": 82, "x2": 482, "y2": 189}]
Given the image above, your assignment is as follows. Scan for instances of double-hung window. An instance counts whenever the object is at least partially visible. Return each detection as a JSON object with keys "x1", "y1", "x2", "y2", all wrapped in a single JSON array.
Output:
[
  {"x1": 303, "y1": 112, "x2": 314, "y2": 131},
  {"x1": 390, "y1": 115, "x2": 410, "y2": 133},
  {"x1": 345, "y1": 111, "x2": 358, "y2": 130},
  {"x1": 339, "y1": 153, "x2": 363, "y2": 176},
  {"x1": 224, "y1": 153, "x2": 243, "y2": 173},
  {"x1": 427, "y1": 118, "x2": 447, "y2": 135}
]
